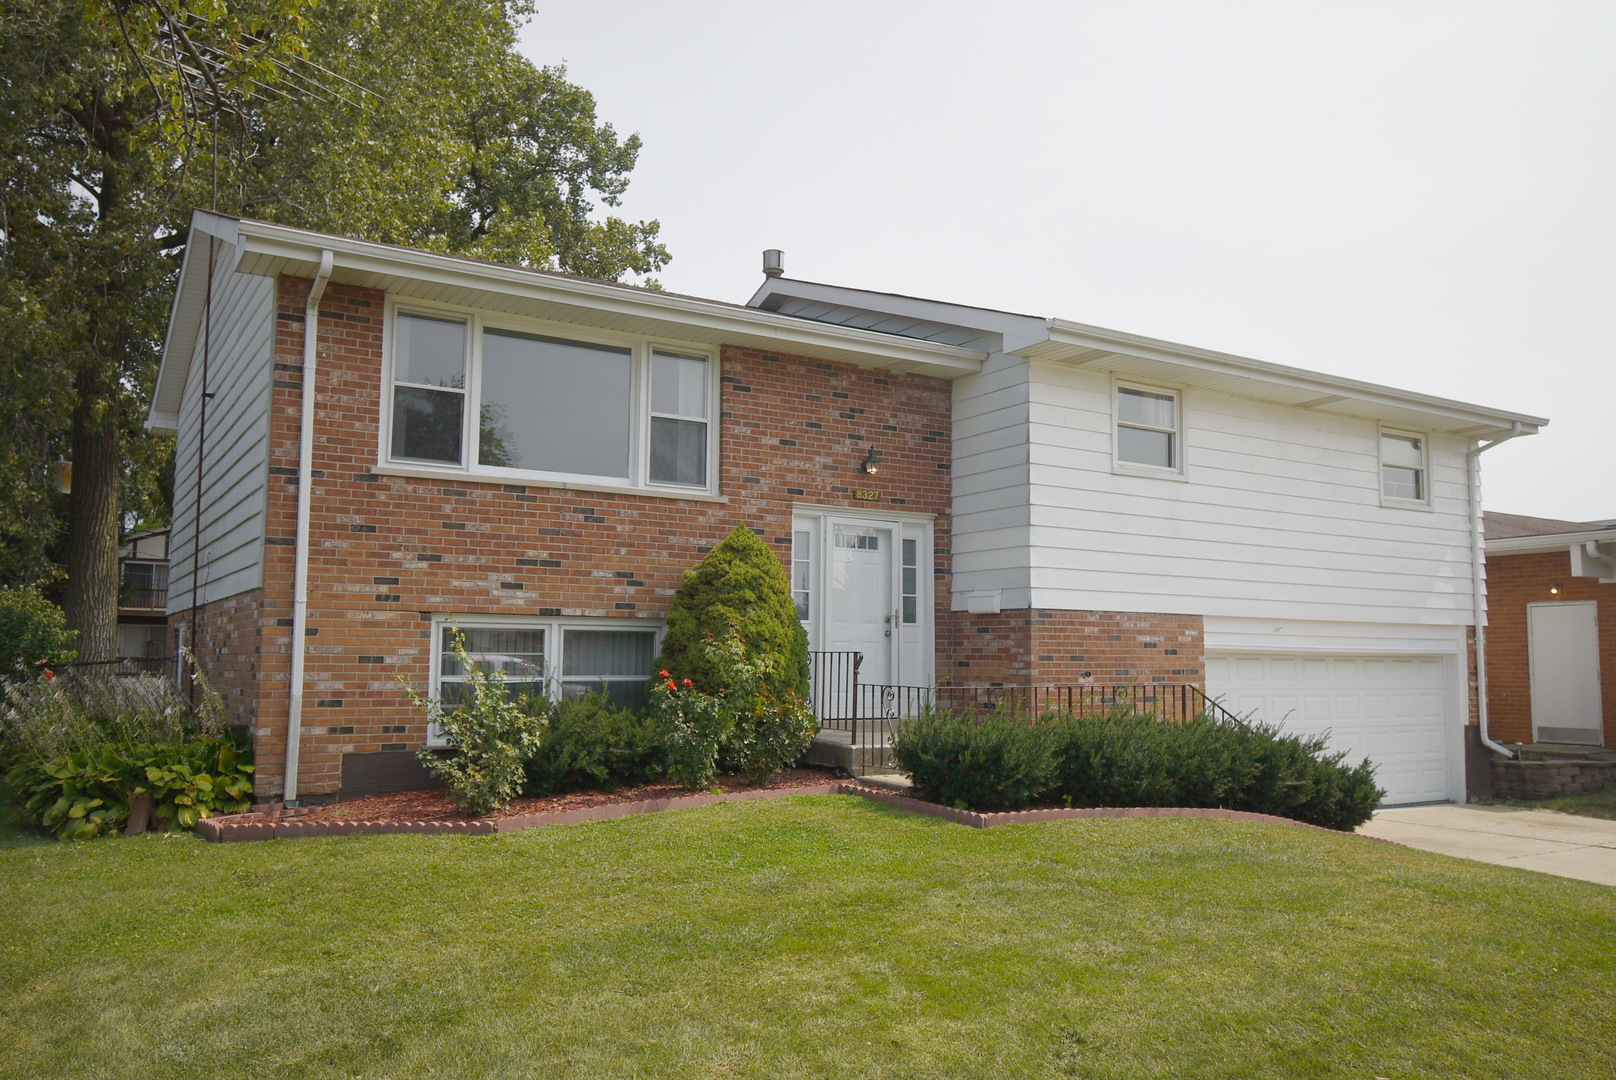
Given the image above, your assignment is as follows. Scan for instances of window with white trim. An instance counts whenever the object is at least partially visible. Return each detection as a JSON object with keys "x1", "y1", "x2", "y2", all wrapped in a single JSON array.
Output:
[
  {"x1": 430, "y1": 619, "x2": 660, "y2": 744},
  {"x1": 388, "y1": 309, "x2": 716, "y2": 492},
  {"x1": 1380, "y1": 430, "x2": 1427, "y2": 503},
  {"x1": 791, "y1": 527, "x2": 813, "y2": 622},
  {"x1": 1115, "y1": 384, "x2": 1181, "y2": 472}
]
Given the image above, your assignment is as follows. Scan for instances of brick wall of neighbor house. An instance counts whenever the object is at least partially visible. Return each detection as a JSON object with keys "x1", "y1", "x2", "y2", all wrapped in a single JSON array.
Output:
[
  {"x1": 1484, "y1": 549, "x2": 1616, "y2": 746},
  {"x1": 242, "y1": 275, "x2": 954, "y2": 800},
  {"x1": 937, "y1": 609, "x2": 1205, "y2": 688}
]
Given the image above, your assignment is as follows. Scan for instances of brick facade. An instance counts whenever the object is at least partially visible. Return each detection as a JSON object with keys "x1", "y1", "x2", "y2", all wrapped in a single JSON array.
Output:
[
  {"x1": 185, "y1": 277, "x2": 956, "y2": 801},
  {"x1": 936, "y1": 608, "x2": 1205, "y2": 686},
  {"x1": 1483, "y1": 549, "x2": 1615, "y2": 746}
]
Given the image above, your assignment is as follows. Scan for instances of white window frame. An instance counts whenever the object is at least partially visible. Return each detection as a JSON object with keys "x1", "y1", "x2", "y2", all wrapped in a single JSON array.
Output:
[
  {"x1": 381, "y1": 300, "x2": 721, "y2": 498},
  {"x1": 426, "y1": 614, "x2": 664, "y2": 747},
  {"x1": 1112, "y1": 380, "x2": 1186, "y2": 478},
  {"x1": 1378, "y1": 427, "x2": 1431, "y2": 508}
]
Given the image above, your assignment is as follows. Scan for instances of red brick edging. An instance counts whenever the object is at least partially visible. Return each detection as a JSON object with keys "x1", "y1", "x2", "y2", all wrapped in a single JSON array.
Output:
[{"x1": 194, "y1": 783, "x2": 1351, "y2": 842}]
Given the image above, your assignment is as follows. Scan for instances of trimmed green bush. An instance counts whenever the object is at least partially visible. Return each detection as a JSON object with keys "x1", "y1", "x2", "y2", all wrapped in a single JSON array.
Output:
[
  {"x1": 0, "y1": 585, "x2": 76, "y2": 678},
  {"x1": 653, "y1": 525, "x2": 808, "y2": 702},
  {"x1": 893, "y1": 705, "x2": 1384, "y2": 829},
  {"x1": 521, "y1": 693, "x2": 664, "y2": 796},
  {"x1": 891, "y1": 704, "x2": 1061, "y2": 811}
]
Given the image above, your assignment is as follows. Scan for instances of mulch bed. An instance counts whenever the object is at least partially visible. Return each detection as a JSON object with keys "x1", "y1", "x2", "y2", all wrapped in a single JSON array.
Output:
[{"x1": 228, "y1": 767, "x2": 848, "y2": 825}]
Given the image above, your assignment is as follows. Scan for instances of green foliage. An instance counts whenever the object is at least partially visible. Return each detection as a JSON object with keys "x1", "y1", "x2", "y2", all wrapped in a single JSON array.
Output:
[
  {"x1": 0, "y1": 585, "x2": 77, "y2": 676},
  {"x1": 893, "y1": 706, "x2": 1385, "y2": 829},
  {"x1": 402, "y1": 627, "x2": 545, "y2": 815},
  {"x1": 891, "y1": 705, "x2": 1061, "y2": 812},
  {"x1": 653, "y1": 630, "x2": 818, "y2": 790},
  {"x1": 1, "y1": 0, "x2": 668, "y2": 649},
  {"x1": 653, "y1": 526, "x2": 809, "y2": 703},
  {"x1": 0, "y1": 663, "x2": 250, "y2": 838},
  {"x1": 521, "y1": 693, "x2": 664, "y2": 797}
]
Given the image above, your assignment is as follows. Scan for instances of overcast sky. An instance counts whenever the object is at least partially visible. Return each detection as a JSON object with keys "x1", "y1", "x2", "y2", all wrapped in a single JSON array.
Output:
[{"x1": 519, "y1": 0, "x2": 1614, "y2": 522}]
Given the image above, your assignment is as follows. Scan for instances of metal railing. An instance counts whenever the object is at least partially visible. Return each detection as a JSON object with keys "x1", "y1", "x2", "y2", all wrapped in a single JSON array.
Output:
[
  {"x1": 808, "y1": 650, "x2": 1245, "y2": 771},
  {"x1": 119, "y1": 587, "x2": 168, "y2": 610}
]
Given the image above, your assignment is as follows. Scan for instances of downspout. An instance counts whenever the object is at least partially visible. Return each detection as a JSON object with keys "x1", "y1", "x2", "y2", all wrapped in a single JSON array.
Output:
[
  {"x1": 1468, "y1": 422, "x2": 1525, "y2": 761},
  {"x1": 284, "y1": 250, "x2": 334, "y2": 807}
]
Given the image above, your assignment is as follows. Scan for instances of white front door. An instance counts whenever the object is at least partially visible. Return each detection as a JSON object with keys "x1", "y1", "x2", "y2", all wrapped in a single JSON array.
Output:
[
  {"x1": 827, "y1": 521, "x2": 898, "y2": 687},
  {"x1": 1529, "y1": 601, "x2": 1604, "y2": 746}
]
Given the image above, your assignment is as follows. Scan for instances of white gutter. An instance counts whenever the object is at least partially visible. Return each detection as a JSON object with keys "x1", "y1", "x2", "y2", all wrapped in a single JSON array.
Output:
[
  {"x1": 284, "y1": 248, "x2": 334, "y2": 807},
  {"x1": 1468, "y1": 422, "x2": 1526, "y2": 762}
]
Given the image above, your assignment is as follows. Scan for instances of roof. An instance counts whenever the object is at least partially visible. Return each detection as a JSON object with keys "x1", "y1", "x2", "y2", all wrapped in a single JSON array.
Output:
[
  {"x1": 149, "y1": 213, "x2": 988, "y2": 432},
  {"x1": 1483, "y1": 512, "x2": 1599, "y2": 540},
  {"x1": 749, "y1": 276, "x2": 1548, "y2": 440}
]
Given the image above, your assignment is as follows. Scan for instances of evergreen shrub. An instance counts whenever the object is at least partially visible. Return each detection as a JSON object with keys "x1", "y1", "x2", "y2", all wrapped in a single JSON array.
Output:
[
  {"x1": 521, "y1": 692, "x2": 664, "y2": 796},
  {"x1": 0, "y1": 585, "x2": 77, "y2": 678},
  {"x1": 652, "y1": 525, "x2": 808, "y2": 702},
  {"x1": 891, "y1": 704, "x2": 1060, "y2": 811}
]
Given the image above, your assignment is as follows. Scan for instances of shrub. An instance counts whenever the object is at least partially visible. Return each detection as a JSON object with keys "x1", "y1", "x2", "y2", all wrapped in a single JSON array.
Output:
[
  {"x1": 0, "y1": 584, "x2": 76, "y2": 679},
  {"x1": 653, "y1": 629, "x2": 818, "y2": 789},
  {"x1": 653, "y1": 525, "x2": 808, "y2": 702},
  {"x1": 0, "y1": 662, "x2": 252, "y2": 839},
  {"x1": 521, "y1": 692, "x2": 664, "y2": 796},
  {"x1": 402, "y1": 627, "x2": 545, "y2": 816},
  {"x1": 1050, "y1": 709, "x2": 1258, "y2": 810},
  {"x1": 1226, "y1": 723, "x2": 1383, "y2": 830},
  {"x1": 890, "y1": 704, "x2": 1060, "y2": 811}
]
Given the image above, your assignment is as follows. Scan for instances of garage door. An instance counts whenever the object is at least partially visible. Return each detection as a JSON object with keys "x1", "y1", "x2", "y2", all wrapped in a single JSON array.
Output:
[{"x1": 1205, "y1": 654, "x2": 1449, "y2": 806}]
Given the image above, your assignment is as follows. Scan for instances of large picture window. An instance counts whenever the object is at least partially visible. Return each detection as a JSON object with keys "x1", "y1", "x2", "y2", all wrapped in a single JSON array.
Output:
[{"x1": 387, "y1": 308, "x2": 716, "y2": 492}]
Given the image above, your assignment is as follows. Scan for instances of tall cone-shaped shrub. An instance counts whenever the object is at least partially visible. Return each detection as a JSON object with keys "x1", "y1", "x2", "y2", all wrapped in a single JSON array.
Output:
[{"x1": 654, "y1": 525, "x2": 809, "y2": 699}]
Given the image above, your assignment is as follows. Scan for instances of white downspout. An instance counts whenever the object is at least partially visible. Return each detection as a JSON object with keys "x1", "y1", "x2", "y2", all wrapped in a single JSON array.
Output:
[
  {"x1": 285, "y1": 250, "x2": 334, "y2": 807},
  {"x1": 1468, "y1": 421, "x2": 1525, "y2": 762}
]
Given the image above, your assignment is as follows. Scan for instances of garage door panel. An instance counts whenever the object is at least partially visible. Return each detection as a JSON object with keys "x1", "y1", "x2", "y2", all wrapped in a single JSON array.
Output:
[{"x1": 1206, "y1": 653, "x2": 1449, "y2": 806}]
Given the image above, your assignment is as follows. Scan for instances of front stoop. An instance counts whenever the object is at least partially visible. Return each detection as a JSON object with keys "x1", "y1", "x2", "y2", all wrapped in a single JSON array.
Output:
[{"x1": 806, "y1": 728, "x2": 895, "y2": 775}]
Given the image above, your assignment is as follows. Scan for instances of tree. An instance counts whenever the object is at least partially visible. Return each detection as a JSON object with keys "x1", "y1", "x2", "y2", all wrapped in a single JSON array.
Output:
[
  {"x1": 653, "y1": 526, "x2": 811, "y2": 703},
  {"x1": 1, "y1": 0, "x2": 668, "y2": 658}
]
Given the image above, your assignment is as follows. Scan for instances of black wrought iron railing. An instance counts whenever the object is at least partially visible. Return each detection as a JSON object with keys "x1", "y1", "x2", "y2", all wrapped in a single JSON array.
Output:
[{"x1": 808, "y1": 650, "x2": 1246, "y2": 770}]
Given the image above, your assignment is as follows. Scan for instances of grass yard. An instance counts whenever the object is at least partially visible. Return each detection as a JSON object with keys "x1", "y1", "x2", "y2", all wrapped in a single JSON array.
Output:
[{"x1": 2, "y1": 794, "x2": 1613, "y2": 1080}]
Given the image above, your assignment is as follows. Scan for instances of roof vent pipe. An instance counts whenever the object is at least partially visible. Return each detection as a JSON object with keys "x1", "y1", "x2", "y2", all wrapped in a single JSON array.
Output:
[{"x1": 762, "y1": 249, "x2": 784, "y2": 277}]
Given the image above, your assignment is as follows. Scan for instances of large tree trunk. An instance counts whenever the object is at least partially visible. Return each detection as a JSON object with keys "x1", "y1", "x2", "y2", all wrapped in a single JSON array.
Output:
[{"x1": 61, "y1": 363, "x2": 121, "y2": 663}]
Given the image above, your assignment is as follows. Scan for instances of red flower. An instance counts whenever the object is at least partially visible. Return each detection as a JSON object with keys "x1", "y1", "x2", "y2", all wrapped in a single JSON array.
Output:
[
  {"x1": 658, "y1": 670, "x2": 670, "y2": 678},
  {"x1": 665, "y1": 680, "x2": 677, "y2": 691},
  {"x1": 42, "y1": 670, "x2": 54, "y2": 682},
  {"x1": 682, "y1": 678, "x2": 693, "y2": 688}
]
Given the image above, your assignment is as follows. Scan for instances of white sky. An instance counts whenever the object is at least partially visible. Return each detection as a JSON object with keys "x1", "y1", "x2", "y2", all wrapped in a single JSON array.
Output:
[{"x1": 519, "y1": 0, "x2": 1615, "y2": 522}]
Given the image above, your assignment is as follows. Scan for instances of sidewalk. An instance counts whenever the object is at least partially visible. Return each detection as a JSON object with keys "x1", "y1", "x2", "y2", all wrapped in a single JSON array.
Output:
[{"x1": 1358, "y1": 804, "x2": 1616, "y2": 886}]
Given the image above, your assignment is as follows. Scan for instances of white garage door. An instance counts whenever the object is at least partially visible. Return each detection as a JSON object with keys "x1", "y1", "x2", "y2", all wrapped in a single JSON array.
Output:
[{"x1": 1205, "y1": 654, "x2": 1449, "y2": 806}]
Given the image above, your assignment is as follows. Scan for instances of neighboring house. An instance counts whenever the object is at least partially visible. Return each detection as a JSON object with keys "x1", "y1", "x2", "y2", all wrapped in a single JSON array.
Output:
[
  {"x1": 1483, "y1": 512, "x2": 1615, "y2": 747},
  {"x1": 116, "y1": 527, "x2": 170, "y2": 667},
  {"x1": 150, "y1": 212, "x2": 1545, "y2": 807}
]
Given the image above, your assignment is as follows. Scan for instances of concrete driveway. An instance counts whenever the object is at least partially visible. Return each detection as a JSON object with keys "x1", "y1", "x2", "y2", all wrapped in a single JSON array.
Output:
[{"x1": 1358, "y1": 804, "x2": 1616, "y2": 886}]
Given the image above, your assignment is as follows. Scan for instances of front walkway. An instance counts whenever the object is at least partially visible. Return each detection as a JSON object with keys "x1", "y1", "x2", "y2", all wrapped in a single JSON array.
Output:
[{"x1": 1358, "y1": 804, "x2": 1616, "y2": 886}]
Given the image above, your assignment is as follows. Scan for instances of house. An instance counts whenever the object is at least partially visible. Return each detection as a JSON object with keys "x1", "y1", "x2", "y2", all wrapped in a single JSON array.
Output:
[
  {"x1": 1482, "y1": 512, "x2": 1614, "y2": 753},
  {"x1": 150, "y1": 212, "x2": 1545, "y2": 807},
  {"x1": 116, "y1": 527, "x2": 170, "y2": 670}
]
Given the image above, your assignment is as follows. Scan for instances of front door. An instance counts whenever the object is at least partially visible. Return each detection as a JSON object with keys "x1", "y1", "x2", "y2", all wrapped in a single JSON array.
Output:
[
  {"x1": 1529, "y1": 601, "x2": 1604, "y2": 745},
  {"x1": 826, "y1": 521, "x2": 898, "y2": 688}
]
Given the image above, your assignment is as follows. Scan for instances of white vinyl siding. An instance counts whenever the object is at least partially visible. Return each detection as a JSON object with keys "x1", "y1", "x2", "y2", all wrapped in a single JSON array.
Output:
[
  {"x1": 167, "y1": 266, "x2": 275, "y2": 613},
  {"x1": 949, "y1": 351, "x2": 1035, "y2": 607},
  {"x1": 1014, "y1": 360, "x2": 1477, "y2": 625}
]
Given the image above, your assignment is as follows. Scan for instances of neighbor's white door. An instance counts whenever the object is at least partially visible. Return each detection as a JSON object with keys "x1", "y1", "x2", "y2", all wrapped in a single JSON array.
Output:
[
  {"x1": 1528, "y1": 601, "x2": 1604, "y2": 746},
  {"x1": 826, "y1": 520, "x2": 899, "y2": 688}
]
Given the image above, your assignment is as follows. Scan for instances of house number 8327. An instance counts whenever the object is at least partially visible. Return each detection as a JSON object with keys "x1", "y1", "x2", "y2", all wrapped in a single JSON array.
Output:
[{"x1": 854, "y1": 489, "x2": 880, "y2": 501}]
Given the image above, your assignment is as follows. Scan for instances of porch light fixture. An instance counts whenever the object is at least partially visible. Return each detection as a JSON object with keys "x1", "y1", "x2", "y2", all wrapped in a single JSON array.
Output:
[
  {"x1": 1550, "y1": 583, "x2": 1562, "y2": 596},
  {"x1": 859, "y1": 447, "x2": 880, "y2": 475}
]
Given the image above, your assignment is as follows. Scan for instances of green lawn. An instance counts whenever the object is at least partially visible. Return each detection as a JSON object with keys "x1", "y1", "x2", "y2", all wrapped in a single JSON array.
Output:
[{"x1": 2, "y1": 795, "x2": 1613, "y2": 1079}]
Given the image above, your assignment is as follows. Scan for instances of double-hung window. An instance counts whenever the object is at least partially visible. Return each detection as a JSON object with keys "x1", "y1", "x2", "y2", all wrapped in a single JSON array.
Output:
[
  {"x1": 387, "y1": 309, "x2": 715, "y2": 493},
  {"x1": 1380, "y1": 430, "x2": 1427, "y2": 504},
  {"x1": 1115, "y1": 384, "x2": 1181, "y2": 473}
]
